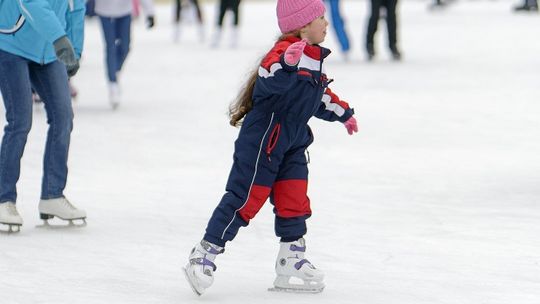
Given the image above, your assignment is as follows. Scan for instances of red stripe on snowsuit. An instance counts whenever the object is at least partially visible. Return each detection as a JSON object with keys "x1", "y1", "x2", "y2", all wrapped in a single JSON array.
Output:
[
  {"x1": 324, "y1": 87, "x2": 351, "y2": 113},
  {"x1": 260, "y1": 43, "x2": 288, "y2": 72},
  {"x1": 273, "y1": 179, "x2": 312, "y2": 218},
  {"x1": 237, "y1": 184, "x2": 272, "y2": 222}
]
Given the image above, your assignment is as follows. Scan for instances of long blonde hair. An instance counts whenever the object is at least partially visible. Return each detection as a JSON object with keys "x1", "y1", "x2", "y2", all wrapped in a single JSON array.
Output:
[{"x1": 228, "y1": 31, "x2": 302, "y2": 127}]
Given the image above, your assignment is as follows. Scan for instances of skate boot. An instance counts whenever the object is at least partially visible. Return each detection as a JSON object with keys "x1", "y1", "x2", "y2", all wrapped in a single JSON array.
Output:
[
  {"x1": 390, "y1": 47, "x2": 402, "y2": 61},
  {"x1": 108, "y1": 82, "x2": 121, "y2": 110},
  {"x1": 269, "y1": 238, "x2": 325, "y2": 293},
  {"x1": 210, "y1": 29, "x2": 222, "y2": 48},
  {"x1": 183, "y1": 240, "x2": 224, "y2": 296},
  {"x1": 366, "y1": 43, "x2": 375, "y2": 61},
  {"x1": 0, "y1": 202, "x2": 23, "y2": 233},
  {"x1": 38, "y1": 197, "x2": 87, "y2": 228}
]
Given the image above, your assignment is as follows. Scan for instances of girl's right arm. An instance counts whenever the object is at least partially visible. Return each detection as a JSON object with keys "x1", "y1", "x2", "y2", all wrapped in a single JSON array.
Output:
[{"x1": 255, "y1": 41, "x2": 299, "y2": 97}]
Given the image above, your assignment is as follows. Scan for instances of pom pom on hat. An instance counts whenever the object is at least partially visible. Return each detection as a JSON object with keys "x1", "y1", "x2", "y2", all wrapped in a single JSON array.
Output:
[{"x1": 276, "y1": 0, "x2": 326, "y2": 33}]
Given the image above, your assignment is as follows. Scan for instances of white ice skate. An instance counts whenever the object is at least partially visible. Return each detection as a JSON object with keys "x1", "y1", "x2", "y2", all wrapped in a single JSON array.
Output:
[
  {"x1": 183, "y1": 240, "x2": 224, "y2": 296},
  {"x1": 209, "y1": 29, "x2": 221, "y2": 48},
  {"x1": 268, "y1": 238, "x2": 325, "y2": 293},
  {"x1": 108, "y1": 82, "x2": 121, "y2": 110},
  {"x1": 0, "y1": 202, "x2": 23, "y2": 233},
  {"x1": 37, "y1": 197, "x2": 87, "y2": 228}
]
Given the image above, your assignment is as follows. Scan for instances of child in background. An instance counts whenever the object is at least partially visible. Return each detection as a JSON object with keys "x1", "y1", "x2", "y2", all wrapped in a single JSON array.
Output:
[{"x1": 183, "y1": 0, "x2": 358, "y2": 296}]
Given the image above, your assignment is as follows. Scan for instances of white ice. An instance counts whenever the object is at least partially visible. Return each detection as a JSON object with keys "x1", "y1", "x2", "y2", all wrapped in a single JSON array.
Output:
[{"x1": 1, "y1": 0, "x2": 539, "y2": 303}]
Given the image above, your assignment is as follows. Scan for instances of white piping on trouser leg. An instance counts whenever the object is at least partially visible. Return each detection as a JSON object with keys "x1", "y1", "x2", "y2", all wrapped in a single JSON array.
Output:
[
  {"x1": 220, "y1": 112, "x2": 275, "y2": 240},
  {"x1": 69, "y1": 0, "x2": 74, "y2": 11}
]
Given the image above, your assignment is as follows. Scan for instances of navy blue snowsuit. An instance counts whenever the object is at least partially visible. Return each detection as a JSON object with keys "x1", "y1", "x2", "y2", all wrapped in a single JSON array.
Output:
[{"x1": 204, "y1": 36, "x2": 355, "y2": 247}]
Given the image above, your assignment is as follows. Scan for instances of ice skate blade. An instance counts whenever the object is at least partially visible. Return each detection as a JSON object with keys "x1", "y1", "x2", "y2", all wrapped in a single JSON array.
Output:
[
  {"x1": 182, "y1": 267, "x2": 203, "y2": 296},
  {"x1": 268, "y1": 286, "x2": 325, "y2": 294},
  {"x1": 36, "y1": 218, "x2": 87, "y2": 229},
  {"x1": 0, "y1": 223, "x2": 22, "y2": 234}
]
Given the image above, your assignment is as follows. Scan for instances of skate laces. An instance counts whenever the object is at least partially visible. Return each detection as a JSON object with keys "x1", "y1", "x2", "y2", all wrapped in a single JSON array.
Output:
[{"x1": 61, "y1": 198, "x2": 77, "y2": 210}]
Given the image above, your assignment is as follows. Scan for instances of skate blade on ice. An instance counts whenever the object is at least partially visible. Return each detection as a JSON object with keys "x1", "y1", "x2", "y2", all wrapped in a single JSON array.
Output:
[
  {"x1": 35, "y1": 216, "x2": 87, "y2": 229},
  {"x1": 268, "y1": 276, "x2": 325, "y2": 293},
  {"x1": 182, "y1": 267, "x2": 203, "y2": 296},
  {"x1": 0, "y1": 223, "x2": 22, "y2": 234},
  {"x1": 268, "y1": 285, "x2": 325, "y2": 294}
]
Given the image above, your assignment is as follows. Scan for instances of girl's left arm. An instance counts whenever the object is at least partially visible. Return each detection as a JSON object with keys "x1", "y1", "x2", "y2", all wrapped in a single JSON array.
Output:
[{"x1": 314, "y1": 87, "x2": 354, "y2": 122}]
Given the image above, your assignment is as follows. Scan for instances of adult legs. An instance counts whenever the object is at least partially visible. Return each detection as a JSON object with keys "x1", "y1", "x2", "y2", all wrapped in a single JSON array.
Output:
[
  {"x1": 384, "y1": 0, "x2": 399, "y2": 55},
  {"x1": 114, "y1": 15, "x2": 132, "y2": 76},
  {"x1": 328, "y1": 0, "x2": 350, "y2": 53},
  {"x1": 0, "y1": 50, "x2": 34, "y2": 203},
  {"x1": 174, "y1": 0, "x2": 182, "y2": 23},
  {"x1": 99, "y1": 14, "x2": 131, "y2": 83},
  {"x1": 29, "y1": 60, "x2": 73, "y2": 200},
  {"x1": 217, "y1": 0, "x2": 228, "y2": 27},
  {"x1": 366, "y1": 0, "x2": 382, "y2": 58},
  {"x1": 230, "y1": 0, "x2": 241, "y2": 26}
]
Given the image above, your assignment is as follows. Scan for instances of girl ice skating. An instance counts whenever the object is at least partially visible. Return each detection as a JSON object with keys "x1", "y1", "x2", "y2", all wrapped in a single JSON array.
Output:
[{"x1": 184, "y1": 0, "x2": 358, "y2": 295}]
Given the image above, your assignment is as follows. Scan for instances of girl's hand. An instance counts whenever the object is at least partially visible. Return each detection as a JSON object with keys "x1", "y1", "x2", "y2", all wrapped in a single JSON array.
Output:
[
  {"x1": 284, "y1": 39, "x2": 308, "y2": 66},
  {"x1": 343, "y1": 117, "x2": 358, "y2": 135}
]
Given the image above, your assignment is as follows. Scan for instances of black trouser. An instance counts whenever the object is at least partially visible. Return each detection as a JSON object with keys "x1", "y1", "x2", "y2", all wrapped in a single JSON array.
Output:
[
  {"x1": 174, "y1": 0, "x2": 203, "y2": 23},
  {"x1": 366, "y1": 0, "x2": 398, "y2": 50},
  {"x1": 217, "y1": 0, "x2": 241, "y2": 27}
]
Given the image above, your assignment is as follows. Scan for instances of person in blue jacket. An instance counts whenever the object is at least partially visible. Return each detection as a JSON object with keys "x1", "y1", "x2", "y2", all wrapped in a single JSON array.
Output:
[
  {"x1": 183, "y1": 0, "x2": 358, "y2": 296},
  {"x1": 326, "y1": 0, "x2": 350, "y2": 59},
  {"x1": 0, "y1": 0, "x2": 87, "y2": 233}
]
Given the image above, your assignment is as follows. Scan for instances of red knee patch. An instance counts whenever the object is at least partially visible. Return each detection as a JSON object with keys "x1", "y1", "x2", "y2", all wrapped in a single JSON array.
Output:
[
  {"x1": 238, "y1": 185, "x2": 272, "y2": 222},
  {"x1": 273, "y1": 179, "x2": 311, "y2": 218}
]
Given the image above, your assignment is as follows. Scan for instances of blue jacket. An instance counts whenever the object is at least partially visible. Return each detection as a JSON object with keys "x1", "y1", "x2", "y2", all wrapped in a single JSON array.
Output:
[{"x1": 0, "y1": 0, "x2": 85, "y2": 64}]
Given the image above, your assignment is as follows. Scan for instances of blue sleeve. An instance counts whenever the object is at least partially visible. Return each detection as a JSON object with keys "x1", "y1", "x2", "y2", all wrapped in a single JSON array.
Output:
[
  {"x1": 314, "y1": 87, "x2": 354, "y2": 123},
  {"x1": 65, "y1": 0, "x2": 86, "y2": 58},
  {"x1": 254, "y1": 54, "x2": 298, "y2": 98},
  {"x1": 17, "y1": 0, "x2": 66, "y2": 44}
]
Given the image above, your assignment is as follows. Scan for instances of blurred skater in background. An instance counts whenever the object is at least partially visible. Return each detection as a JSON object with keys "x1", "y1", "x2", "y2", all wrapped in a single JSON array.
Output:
[
  {"x1": 211, "y1": 0, "x2": 242, "y2": 48},
  {"x1": 94, "y1": 0, "x2": 155, "y2": 109},
  {"x1": 173, "y1": 0, "x2": 205, "y2": 42},
  {"x1": 326, "y1": 0, "x2": 350, "y2": 60},
  {"x1": 365, "y1": 0, "x2": 401, "y2": 61},
  {"x1": 513, "y1": 0, "x2": 538, "y2": 11}
]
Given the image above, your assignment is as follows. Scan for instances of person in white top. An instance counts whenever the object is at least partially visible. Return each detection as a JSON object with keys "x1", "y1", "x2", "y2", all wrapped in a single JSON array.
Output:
[{"x1": 94, "y1": 0, "x2": 155, "y2": 109}]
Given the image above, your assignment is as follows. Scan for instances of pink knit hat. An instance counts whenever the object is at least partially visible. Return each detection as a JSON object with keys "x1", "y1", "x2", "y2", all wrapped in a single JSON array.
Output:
[{"x1": 276, "y1": 0, "x2": 326, "y2": 34}]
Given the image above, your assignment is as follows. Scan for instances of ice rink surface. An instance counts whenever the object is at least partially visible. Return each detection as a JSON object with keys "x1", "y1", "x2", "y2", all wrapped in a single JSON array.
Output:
[{"x1": 1, "y1": 0, "x2": 539, "y2": 303}]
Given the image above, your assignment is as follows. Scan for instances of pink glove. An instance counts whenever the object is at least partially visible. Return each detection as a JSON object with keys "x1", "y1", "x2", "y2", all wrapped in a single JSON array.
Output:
[
  {"x1": 343, "y1": 117, "x2": 358, "y2": 135},
  {"x1": 284, "y1": 39, "x2": 307, "y2": 66}
]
